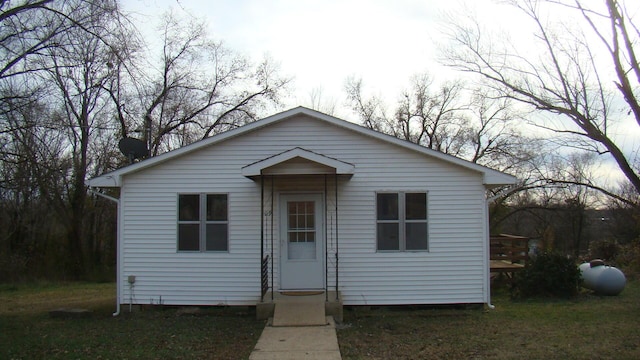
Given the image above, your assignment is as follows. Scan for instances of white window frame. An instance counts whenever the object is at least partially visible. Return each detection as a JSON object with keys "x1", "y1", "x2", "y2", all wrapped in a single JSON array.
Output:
[
  {"x1": 376, "y1": 191, "x2": 428, "y2": 252},
  {"x1": 177, "y1": 193, "x2": 229, "y2": 252}
]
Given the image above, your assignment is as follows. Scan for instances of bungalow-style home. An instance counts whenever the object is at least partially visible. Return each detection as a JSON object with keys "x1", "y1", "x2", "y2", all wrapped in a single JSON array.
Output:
[{"x1": 87, "y1": 107, "x2": 516, "y2": 313}]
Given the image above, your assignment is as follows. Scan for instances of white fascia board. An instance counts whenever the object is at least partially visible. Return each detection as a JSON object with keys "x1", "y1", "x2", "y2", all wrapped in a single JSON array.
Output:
[
  {"x1": 86, "y1": 173, "x2": 122, "y2": 187},
  {"x1": 483, "y1": 171, "x2": 518, "y2": 187}
]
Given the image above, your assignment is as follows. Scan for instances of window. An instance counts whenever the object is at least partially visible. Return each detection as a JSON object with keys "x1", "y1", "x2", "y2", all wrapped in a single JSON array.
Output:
[
  {"x1": 178, "y1": 194, "x2": 228, "y2": 251},
  {"x1": 376, "y1": 192, "x2": 428, "y2": 251}
]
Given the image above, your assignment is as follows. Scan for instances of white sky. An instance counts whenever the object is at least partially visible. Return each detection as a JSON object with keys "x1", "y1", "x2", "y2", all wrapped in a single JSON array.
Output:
[
  {"x1": 123, "y1": 0, "x2": 638, "y2": 186},
  {"x1": 122, "y1": 0, "x2": 479, "y2": 116}
]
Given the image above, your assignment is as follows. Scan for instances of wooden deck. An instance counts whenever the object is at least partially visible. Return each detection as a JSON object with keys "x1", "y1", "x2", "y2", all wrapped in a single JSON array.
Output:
[
  {"x1": 490, "y1": 234, "x2": 529, "y2": 276},
  {"x1": 490, "y1": 260, "x2": 525, "y2": 271}
]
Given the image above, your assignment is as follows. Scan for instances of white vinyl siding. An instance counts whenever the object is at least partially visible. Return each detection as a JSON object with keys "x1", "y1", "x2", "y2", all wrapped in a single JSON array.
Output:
[{"x1": 117, "y1": 114, "x2": 489, "y2": 306}]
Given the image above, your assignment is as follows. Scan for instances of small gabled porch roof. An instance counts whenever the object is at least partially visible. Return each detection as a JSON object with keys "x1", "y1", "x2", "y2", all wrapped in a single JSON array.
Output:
[{"x1": 241, "y1": 147, "x2": 355, "y2": 178}]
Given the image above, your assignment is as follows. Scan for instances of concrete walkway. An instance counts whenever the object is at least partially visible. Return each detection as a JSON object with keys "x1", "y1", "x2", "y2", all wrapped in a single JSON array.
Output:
[
  {"x1": 249, "y1": 317, "x2": 342, "y2": 360},
  {"x1": 250, "y1": 292, "x2": 342, "y2": 359}
]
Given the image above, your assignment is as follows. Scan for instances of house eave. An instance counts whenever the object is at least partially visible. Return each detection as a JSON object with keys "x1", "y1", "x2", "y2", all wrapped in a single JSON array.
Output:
[
  {"x1": 483, "y1": 172, "x2": 518, "y2": 188},
  {"x1": 86, "y1": 174, "x2": 121, "y2": 187}
]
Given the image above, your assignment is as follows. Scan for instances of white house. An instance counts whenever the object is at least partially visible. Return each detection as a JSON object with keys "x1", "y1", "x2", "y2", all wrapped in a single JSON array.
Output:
[{"x1": 87, "y1": 107, "x2": 516, "y2": 311}]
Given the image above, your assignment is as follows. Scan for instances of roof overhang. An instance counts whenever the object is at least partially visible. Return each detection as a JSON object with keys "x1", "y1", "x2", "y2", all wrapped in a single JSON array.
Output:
[
  {"x1": 483, "y1": 171, "x2": 518, "y2": 188},
  {"x1": 241, "y1": 147, "x2": 355, "y2": 178},
  {"x1": 86, "y1": 173, "x2": 121, "y2": 187}
]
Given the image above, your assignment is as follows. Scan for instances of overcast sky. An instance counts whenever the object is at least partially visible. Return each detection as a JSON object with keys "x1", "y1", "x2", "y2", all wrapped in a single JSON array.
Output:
[
  {"x1": 122, "y1": 0, "x2": 491, "y2": 116},
  {"x1": 121, "y1": 0, "x2": 639, "y2": 185}
]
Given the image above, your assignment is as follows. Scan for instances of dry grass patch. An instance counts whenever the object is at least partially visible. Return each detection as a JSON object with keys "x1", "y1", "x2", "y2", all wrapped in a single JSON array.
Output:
[
  {"x1": 337, "y1": 281, "x2": 640, "y2": 359},
  {"x1": 0, "y1": 283, "x2": 265, "y2": 359}
]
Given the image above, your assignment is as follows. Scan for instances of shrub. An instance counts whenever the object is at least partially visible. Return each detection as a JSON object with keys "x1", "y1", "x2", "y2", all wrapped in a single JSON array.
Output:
[
  {"x1": 588, "y1": 239, "x2": 619, "y2": 262},
  {"x1": 614, "y1": 238, "x2": 640, "y2": 279},
  {"x1": 0, "y1": 254, "x2": 29, "y2": 283},
  {"x1": 511, "y1": 252, "x2": 582, "y2": 299}
]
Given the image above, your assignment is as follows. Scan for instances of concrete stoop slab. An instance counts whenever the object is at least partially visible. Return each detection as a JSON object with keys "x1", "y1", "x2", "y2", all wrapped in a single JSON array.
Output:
[
  {"x1": 272, "y1": 301, "x2": 327, "y2": 327},
  {"x1": 257, "y1": 291, "x2": 343, "y2": 322}
]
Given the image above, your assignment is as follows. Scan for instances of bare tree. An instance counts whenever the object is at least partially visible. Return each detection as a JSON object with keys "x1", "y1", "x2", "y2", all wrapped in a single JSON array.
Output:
[
  {"x1": 346, "y1": 75, "x2": 469, "y2": 153},
  {"x1": 0, "y1": 2, "x2": 289, "y2": 279},
  {"x1": 496, "y1": 152, "x2": 604, "y2": 256},
  {"x1": 0, "y1": 0, "x2": 136, "y2": 279},
  {"x1": 133, "y1": 12, "x2": 291, "y2": 156},
  {"x1": 344, "y1": 76, "x2": 390, "y2": 133},
  {"x1": 442, "y1": 0, "x2": 640, "y2": 199},
  {"x1": 39, "y1": 0, "x2": 134, "y2": 277},
  {"x1": 1, "y1": 0, "x2": 59, "y2": 82},
  {"x1": 307, "y1": 86, "x2": 337, "y2": 116},
  {"x1": 465, "y1": 87, "x2": 535, "y2": 172},
  {"x1": 346, "y1": 74, "x2": 537, "y2": 174}
]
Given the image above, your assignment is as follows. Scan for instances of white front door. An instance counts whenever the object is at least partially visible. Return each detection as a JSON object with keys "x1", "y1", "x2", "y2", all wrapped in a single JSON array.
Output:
[{"x1": 280, "y1": 193, "x2": 324, "y2": 290}]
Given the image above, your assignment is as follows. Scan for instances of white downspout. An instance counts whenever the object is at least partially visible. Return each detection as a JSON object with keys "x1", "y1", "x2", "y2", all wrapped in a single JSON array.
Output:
[{"x1": 88, "y1": 188, "x2": 121, "y2": 316}]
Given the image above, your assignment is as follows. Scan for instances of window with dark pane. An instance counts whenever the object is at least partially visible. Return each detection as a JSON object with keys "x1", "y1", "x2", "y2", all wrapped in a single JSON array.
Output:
[
  {"x1": 207, "y1": 194, "x2": 227, "y2": 221},
  {"x1": 377, "y1": 193, "x2": 398, "y2": 220},
  {"x1": 405, "y1": 192, "x2": 428, "y2": 250},
  {"x1": 376, "y1": 192, "x2": 428, "y2": 251},
  {"x1": 206, "y1": 224, "x2": 228, "y2": 251},
  {"x1": 406, "y1": 222, "x2": 428, "y2": 250},
  {"x1": 179, "y1": 194, "x2": 199, "y2": 221},
  {"x1": 205, "y1": 194, "x2": 228, "y2": 251},
  {"x1": 406, "y1": 193, "x2": 427, "y2": 220},
  {"x1": 377, "y1": 223, "x2": 400, "y2": 250},
  {"x1": 178, "y1": 224, "x2": 199, "y2": 251},
  {"x1": 178, "y1": 193, "x2": 228, "y2": 252}
]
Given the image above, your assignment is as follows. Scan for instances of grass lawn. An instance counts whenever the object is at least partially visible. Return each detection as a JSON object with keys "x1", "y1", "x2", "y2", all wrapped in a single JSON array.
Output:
[
  {"x1": 1, "y1": 281, "x2": 638, "y2": 359},
  {"x1": 0, "y1": 283, "x2": 265, "y2": 359},
  {"x1": 337, "y1": 280, "x2": 640, "y2": 359}
]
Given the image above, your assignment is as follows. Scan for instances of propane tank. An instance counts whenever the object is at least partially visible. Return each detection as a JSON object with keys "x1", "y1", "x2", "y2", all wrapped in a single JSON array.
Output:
[{"x1": 579, "y1": 260, "x2": 626, "y2": 296}]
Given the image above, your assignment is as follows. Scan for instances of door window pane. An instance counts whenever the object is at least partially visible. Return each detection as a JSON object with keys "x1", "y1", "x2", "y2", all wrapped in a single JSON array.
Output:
[
  {"x1": 287, "y1": 200, "x2": 316, "y2": 258},
  {"x1": 306, "y1": 214, "x2": 315, "y2": 228},
  {"x1": 306, "y1": 232, "x2": 315, "y2": 242}
]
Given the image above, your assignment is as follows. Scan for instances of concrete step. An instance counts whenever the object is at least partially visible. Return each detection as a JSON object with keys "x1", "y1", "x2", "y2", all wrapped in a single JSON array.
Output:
[
  {"x1": 272, "y1": 301, "x2": 327, "y2": 327},
  {"x1": 257, "y1": 291, "x2": 343, "y2": 323}
]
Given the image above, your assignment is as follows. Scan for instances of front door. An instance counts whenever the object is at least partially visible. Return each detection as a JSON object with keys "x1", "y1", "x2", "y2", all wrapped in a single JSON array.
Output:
[{"x1": 280, "y1": 193, "x2": 324, "y2": 290}]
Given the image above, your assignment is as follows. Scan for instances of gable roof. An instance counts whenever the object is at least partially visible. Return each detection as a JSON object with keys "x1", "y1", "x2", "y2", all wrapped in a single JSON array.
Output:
[
  {"x1": 87, "y1": 106, "x2": 517, "y2": 187},
  {"x1": 241, "y1": 147, "x2": 355, "y2": 177}
]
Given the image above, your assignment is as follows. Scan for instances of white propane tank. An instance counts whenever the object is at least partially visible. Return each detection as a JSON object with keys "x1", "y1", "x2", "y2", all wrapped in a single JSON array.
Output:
[{"x1": 579, "y1": 260, "x2": 626, "y2": 296}]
